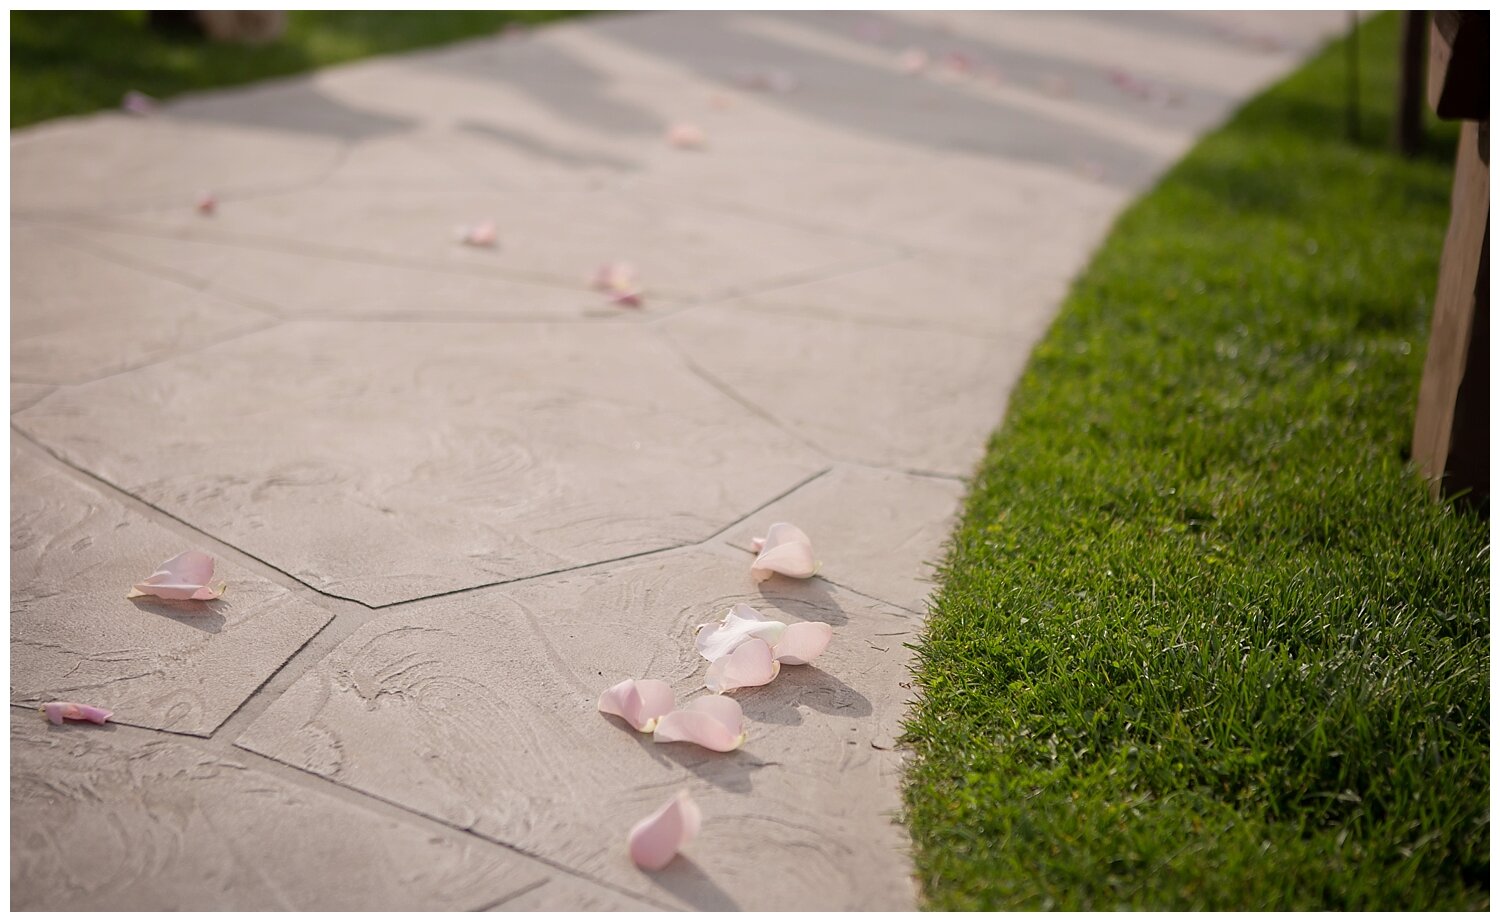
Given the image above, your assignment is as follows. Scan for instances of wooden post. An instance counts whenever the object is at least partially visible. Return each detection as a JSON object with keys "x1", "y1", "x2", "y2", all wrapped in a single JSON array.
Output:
[
  {"x1": 1393, "y1": 11, "x2": 1427, "y2": 156},
  {"x1": 1411, "y1": 11, "x2": 1489, "y2": 506}
]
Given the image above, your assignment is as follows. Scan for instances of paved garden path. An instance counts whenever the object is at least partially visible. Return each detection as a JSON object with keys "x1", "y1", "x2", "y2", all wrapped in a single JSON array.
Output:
[{"x1": 11, "y1": 11, "x2": 1348, "y2": 910}]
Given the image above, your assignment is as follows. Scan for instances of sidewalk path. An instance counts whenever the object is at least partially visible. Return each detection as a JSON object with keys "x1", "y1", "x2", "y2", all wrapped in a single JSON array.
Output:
[{"x1": 11, "y1": 11, "x2": 1348, "y2": 910}]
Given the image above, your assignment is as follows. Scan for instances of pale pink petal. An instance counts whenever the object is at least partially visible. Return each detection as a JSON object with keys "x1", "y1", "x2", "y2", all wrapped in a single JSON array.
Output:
[
  {"x1": 897, "y1": 48, "x2": 930, "y2": 75},
  {"x1": 944, "y1": 51, "x2": 976, "y2": 75},
  {"x1": 196, "y1": 192, "x2": 217, "y2": 215},
  {"x1": 461, "y1": 220, "x2": 497, "y2": 247},
  {"x1": 592, "y1": 261, "x2": 643, "y2": 306},
  {"x1": 598, "y1": 678, "x2": 676, "y2": 732},
  {"x1": 653, "y1": 696, "x2": 746, "y2": 752},
  {"x1": 704, "y1": 638, "x2": 779, "y2": 694},
  {"x1": 749, "y1": 522, "x2": 818, "y2": 582},
  {"x1": 750, "y1": 537, "x2": 766, "y2": 552},
  {"x1": 771, "y1": 621, "x2": 832, "y2": 666},
  {"x1": 666, "y1": 123, "x2": 706, "y2": 149},
  {"x1": 122, "y1": 91, "x2": 156, "y2": 115},
  {"x1": 628, "y1": 791, "x2": 701, "y2": 871},
  {"x1": 41, "y1": 702, "x2": 112, "y2": 725},
  {"x1": 129, "y1": 551, "x2": 225, "y2": 601},
  {"x1": 695, "y1": 603, "x2": 786, "y2": 662}
]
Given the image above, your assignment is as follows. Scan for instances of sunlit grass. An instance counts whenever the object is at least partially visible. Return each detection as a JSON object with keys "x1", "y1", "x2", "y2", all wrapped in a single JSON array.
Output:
[{"x1": 904, "y1": 13, "x2": 1488, "y2": 910}]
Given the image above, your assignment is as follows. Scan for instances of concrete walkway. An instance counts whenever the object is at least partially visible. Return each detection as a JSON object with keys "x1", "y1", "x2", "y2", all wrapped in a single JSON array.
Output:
[{"x1": 11, "y1": 11, "x2": 1348, "y2": 911}]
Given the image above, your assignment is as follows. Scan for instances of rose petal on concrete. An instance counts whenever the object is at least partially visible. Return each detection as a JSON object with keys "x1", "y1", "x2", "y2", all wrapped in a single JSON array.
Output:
[
  {"x1": 12, "y1": 444, "x2": 331, "y2": 736},
  {"x1": 772, "y1": 621, "x2": 832, "y2": 666},
  {"x1": 897, "y1": 48, "x2": 930, "y2": 74},
  {"x1": 592, "y1": 260, "x2": 637, "y2": 292},
  {"x1": 122, "y1": 90, "x2": 157, "y2": 115},
  {"x1": 40, "y1": 702, "x2": 112, "y2": 725},
  {"x1": 704, "y1": 638, "x2": 779, "y2": 694},
  {"x1": 666, "y1": 123, "x2": 706, "y2": 149},
  {"x1": 129, "y1": 551, "x2": 225, "y2": 601},
  {"x1": 695, "y1": 603, "x2": 785, "y2": 662},
  {"x1": 597, "y1": 678, "x2": 675, "y2": 733},
  {"x1": 461, "y1": 220, "x2": 498, "y2": 247},
  {"x1": 653, "y1": 696, "x2": 746, "y2": 752},
  {"x1": 196, "y1": 192, "x2": 217, "y2": 215},
  {"x1": 628, "y1": 791, "x2": 701, "y2": 871},
  {"x1": 750, "y1": 522, "x2": 817, "y2": 581}
]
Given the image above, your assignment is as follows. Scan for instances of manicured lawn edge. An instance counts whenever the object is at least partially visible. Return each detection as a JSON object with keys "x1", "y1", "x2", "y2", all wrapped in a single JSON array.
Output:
[{"x1": 903, "y1": 14, "x2": 1488, "y2": 910}]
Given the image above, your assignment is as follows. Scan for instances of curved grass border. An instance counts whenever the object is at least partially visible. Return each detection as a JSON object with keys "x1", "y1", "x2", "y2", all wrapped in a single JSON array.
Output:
[{"x1": 903, "y1": 14, "x2": 1488, "y2": 910}]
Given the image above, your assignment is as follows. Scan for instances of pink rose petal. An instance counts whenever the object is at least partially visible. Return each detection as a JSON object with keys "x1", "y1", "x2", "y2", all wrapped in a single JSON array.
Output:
[
  {"x1": 695, "y1": 603, "x2": 786, "y2": 662},
  {"x1": 128, "y1": 551, "x2": 225, "y2": 601},
  {"x1": 772, "y1": 621, "x2": 832, "y2": 666},
  {"x1": 704, "y1": 638, "x2": 779, "y2": 694},
  {"x1": 196, "y1": 192, "x2": 217, "y2": 215},
  {"x1": 750, "y1": 522, "x2": 818, "y2": 582},
  {"x1": 40, "y1": 702, "x2": 112, "y2": 726},
  {"x1": 122, "y1": 90, "x2": 156, "y2": 116},
  {"x1": 628, "y1": 791, "x2": 701, "y2": 871},
  {"x1": 943, "y1": 51, "x2": 976, "y2": 76},
  {"x1": 897, "y1": 48, "x2": 930, "y2": 75},
  {"x1": 592, "y1": 261, "x2": 644, "y2": 307},
  {"x1": 598, "y1": 678, "x2": 676, "y2": 733},
  {"x1": 460, "y1": 220, "x2": 498, "y2": 247},
  {"x1": 666, "y1": 123, "x2": 705, "y2": 149},
  {"x1": 653, "y1": 696, "x2": 747, "y2": 752}
]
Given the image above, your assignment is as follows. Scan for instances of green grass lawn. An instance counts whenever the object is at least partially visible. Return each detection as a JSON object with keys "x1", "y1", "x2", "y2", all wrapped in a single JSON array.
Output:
[
  {"x1": 904, "y1": 14, "x2": 1489, "y2": 910},
  {"x1": 10, "y1": 11, "x2": 587, "y2": 128}
]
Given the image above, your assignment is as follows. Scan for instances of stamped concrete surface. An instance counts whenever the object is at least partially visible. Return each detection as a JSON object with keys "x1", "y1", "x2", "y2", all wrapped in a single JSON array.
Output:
[{"x1": 12, "y1": 11, "x2": 1348, "y2": 910}]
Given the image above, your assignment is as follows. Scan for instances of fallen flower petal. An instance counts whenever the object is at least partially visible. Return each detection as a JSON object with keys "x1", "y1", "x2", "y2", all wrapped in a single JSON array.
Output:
[
  {"x1": 696, "y1": 603, "x2": 786, "y2": 662},
  {"x1": 653, "y1": 696, "x2": 747, "y2": 752},
  {"x1": 122, "y1": 90, "x2": 157, "y2": 115},
  {"x1": 750, "y1": 522, "x2": 818, "y2": 582},
  {"x1": 591, "y1": 260, "x2": 635, "y2": 292},
  {"x1": 128, "y1": 551, "x2": 225, "y2": 601},
  {"x1": 705, "y1": 638, "x2": 779, "y2": 693},
  {"x1": 592, "y1": 260, "x2": 643, "y2": 307},
  {"x1": 897, "y1": 48, "x2": 930, "y2": 75},
  {"x1": 40, "y1": 702, "x2": 112, "y2": 726},
  {"x1": 460, "y1": 220, "x2": 498, "y2": 247},
  {"x1": 943, "y1": 51, "x2": 977, "y2": 76},
  {"x1": 772, "y1": 621, "x2": 833, "y2": 666},
  {"x1": 598, "y1": 678, "x2": 676, "y2": 733},
  {"x1": 629, "y1": 791, "x2": 701, "y2": 871},
  {"x1": 196, "y1": 192, "x2": 217, "y2": 215},
  {"x1": 666, "y1": 123, "x2": 706, "y2": 149}
]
